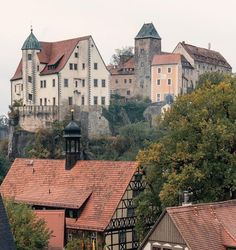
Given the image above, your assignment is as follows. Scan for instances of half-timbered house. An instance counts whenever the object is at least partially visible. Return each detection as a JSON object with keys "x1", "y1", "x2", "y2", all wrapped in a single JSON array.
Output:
[{"x1": 1, "y1": 117, "x2": 145, "y2": 250}]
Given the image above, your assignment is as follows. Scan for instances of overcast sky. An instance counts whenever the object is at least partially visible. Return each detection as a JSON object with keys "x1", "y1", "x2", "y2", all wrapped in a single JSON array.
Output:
[{"x1": 1, "y1": 0, "x2": 236, "y2": 115}]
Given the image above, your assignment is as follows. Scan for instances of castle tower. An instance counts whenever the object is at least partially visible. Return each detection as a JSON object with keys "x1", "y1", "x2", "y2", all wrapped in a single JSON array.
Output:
[
  {"x1": 63, "y1": 110, "x2": 81, "y2": 170},
  {"x1": 134, "y1": 23, "x2": 162, "y2": 99},
  {"x1": 21, "y1": 28, "x2": 41, "y2": 105}
]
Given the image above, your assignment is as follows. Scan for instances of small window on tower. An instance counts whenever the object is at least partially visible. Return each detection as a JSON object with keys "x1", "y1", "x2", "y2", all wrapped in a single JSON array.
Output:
[
  {"x1": 28, "y1": 54, "x2": 32, "y2": 60},
  {"x1": 28, "y1": 76, "x2": 32, "y2": 83},
  {"x1": 28, "y1": 94, "x2": 33, "y2": 101}
]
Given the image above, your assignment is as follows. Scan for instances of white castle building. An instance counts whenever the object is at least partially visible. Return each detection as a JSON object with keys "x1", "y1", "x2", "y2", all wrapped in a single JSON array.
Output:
[{"x1": 11, "y1": 29, "x2": 110, "y2": 108}]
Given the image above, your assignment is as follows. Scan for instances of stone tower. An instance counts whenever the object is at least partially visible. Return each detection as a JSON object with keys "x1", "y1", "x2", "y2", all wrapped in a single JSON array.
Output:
[
  {"x1": 21, "y1": 28, "x2": 41, "y2": 105},
  {"x1": 134, "y1": 23, "x2": 162, "y2": 99}
]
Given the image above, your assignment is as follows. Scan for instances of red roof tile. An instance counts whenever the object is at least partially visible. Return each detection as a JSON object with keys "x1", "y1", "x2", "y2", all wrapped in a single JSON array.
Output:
[
  {"x1": 152, "y1": 54, "x2": 182, "y2": 65},
  {"x1": 34, "y1": 210, "x2": 65, "y2": 250},
  {"x1": 167, "y1": 200, "x2": 236, "y2": 250},
  {"x1": 11, "y1": 36, "x2": 90, "y2": 81},
  {"x1": 1, "y1": 158, "x2": 138, "y2": 232}
]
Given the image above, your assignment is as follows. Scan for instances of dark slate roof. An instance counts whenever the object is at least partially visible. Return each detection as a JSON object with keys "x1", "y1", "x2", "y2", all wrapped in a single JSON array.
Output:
[
  {"x1": 135, "y1": 23, "x2": 161, "y2": 40},
  {"x1": 181, "y1": 42, "x2": 232, "y2": 69},
  {"x1": 0, "y1": 195, "x2": 16, "y2": 250},
  {"x1": 22, "y1": 29, "x2": 41, "y2": 50}
]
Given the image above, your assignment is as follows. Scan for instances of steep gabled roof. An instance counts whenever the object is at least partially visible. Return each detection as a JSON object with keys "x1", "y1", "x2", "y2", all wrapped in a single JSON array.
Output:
[
  {"x1": 140, "y1": 200, "x2": 236, "y2": 250},
  {"x1": 135, "y1": 23, "x2": 161, "y2": 40},
  {"x1": 11, "y1": 36, "x2": 90, "y2": 81},
  {"x1": 1, "y1": 158, "x2": 138, "y2": 232},
  {"x1": 180, "y1": 42, "x2": 232, "y2": 69},
  {"x1": 0, "y1": 195, "x2": 16, "y2": 250}
]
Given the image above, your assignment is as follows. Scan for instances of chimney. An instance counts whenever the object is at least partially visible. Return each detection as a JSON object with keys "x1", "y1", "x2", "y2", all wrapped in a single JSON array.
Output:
[
  {"x1": 182, "y1": 190, "x2": 192, "y2": 206},
  {"x1": 63, "y1": 109, "x2": 81, "y2": 170}
]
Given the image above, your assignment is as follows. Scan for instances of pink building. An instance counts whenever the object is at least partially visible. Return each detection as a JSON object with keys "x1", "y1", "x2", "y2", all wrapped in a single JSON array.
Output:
[{"x1": 151, "y1": 54, "x2": 193, "y2": 103}]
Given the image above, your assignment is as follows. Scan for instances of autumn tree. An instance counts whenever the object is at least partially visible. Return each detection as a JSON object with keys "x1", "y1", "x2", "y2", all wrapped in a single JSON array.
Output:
[
  {"x1": 136, "y1": 74, "x2": 236, "y2": 238},
  {"x1": 5, "y1": 200, "x2": 51, "y2": 250}
]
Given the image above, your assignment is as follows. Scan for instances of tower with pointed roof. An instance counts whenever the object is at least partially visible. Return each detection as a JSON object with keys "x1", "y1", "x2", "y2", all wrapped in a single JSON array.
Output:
[
  {"x1": 134, "y1": 23, "x2": 162, "y2": 98},
  {"x1": 21, "y1": 28, "x2": 41, "y2": 105}
]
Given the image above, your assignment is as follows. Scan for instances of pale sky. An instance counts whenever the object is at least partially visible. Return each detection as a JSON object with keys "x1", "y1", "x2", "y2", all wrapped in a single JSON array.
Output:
[{"x1": 1, "y1": 0, "x2": 236, "y2": 115}]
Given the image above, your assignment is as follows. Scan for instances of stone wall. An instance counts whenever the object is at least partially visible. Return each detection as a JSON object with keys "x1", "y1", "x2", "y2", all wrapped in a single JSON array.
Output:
[{"x1": 15, "y1": 105, "x2": 110, "y2": 139}]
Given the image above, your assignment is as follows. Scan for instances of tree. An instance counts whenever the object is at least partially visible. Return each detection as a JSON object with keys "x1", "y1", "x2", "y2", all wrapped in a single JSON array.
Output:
[
  {"x1": 136, "y1": 74, "x2": 236, "y2": 238},
  {"x1": 5, "y1": 200, "x2": 51, "y2": 250},
  {"x1": 110, "y1": 46, "x2": 134, "y2": 66}
]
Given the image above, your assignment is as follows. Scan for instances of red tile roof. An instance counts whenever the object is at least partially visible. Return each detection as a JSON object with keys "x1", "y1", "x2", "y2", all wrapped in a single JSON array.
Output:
[
  {"x1": 34, "y1": 210, "x2": 65, "y2": 250},
  {"x1": 180, "y1": 42, "x2": 232, "y2": 69},
  {"x1": 1, "y1": 158, "x2": 138, "y2": 232},
  {"x1": 140, "y1": 200, "x2": 236, "y2": 250},
  {"x1": 108, "y1": 57, "x2": 135, "y2": 75},
  {"x1": 152, "y1": 53, "x2": 182, "y2": 65},
  {"x1": 167, "y1": 200, "x2": 236, "y2": 250},
  {"x1": 11, "y1": 36, "x2": 90, "y2": 81}
]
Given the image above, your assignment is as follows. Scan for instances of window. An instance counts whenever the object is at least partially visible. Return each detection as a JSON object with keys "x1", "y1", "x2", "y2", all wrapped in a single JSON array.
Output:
[
  {"x1": 82, "y1": 63, "x2": 85, "y2": 70},
  {"x1": 68, "y1": 97, "x2": 73, "y2": 106},
  {"x1": 94, "y1": 96, "x2": 98, "y2": 105},
  {"x1": 74, "y1": 64, "x2": 78, "y2": 70},
  {"x1": 158, "y1": 68, "x2": 161, "y2": 73},
  {"x1": 94, "y1": 79, "x2": 98, "y2": 87},
  {"x1": 168, "y1": 79, "x2": 172, "y2": 85},
  {"x1": 157, "y1": 94, "x2": 160, "y2": 102},
  {"x1": 69, "y1": 63, "x2": 73, "y2": 70},
  {"x1": 102, "y1": 79, "x2": 106, "y2": 87},
  {"x1": 40, "y1": 81, "x2": 43, "y2": 88},
  {"x1": 52, "y1": 79, "x2": 56, "y2": 87},
  {"x1": 37, "y1": 65, "x2": 39, "y2": 72},
  {"x1": 140, "y1": 48, "x2": 144, "y2": 54},
  {"x1": 40, "y1": 98, "x2": 42, "y2": 106},
  {"x1": 53, "y1": 97, "x2": 56, "y2": 106},
  {"x1": 119, "y1": 230, "x2": 126, "y2": 244},
  {"x1": 129, "y1": 79, "x2": 132, "y2": 83},
  {"x1": 44, "y1": 80, "x2": 46, "y2": 88},
  {"x1": 127, "y1": 207, "x2": 134, "y2": 217},
  {"x1": 94, "y1": 63, "x2": 98, "y2": 70},
  {"x1": 74, "y1": 52, "x2": 78, "y2": 58},
  {"x1": 28, "y1": 54, "x2": 32, "y2": 60},
  {"x1": 124, "y1": 79, "x2": 127, "y2": 84},
  {"x1": 81, "y1": 96, "x2": 85, "y2": 105},
  {"x1": 75, "y1": 81, "x2": 78, "y2": 88},
  {"x1": 152, "y1": 247, "x2": 161, "y2": 250},
  {"x1": 28, "y1": 76, "x2": 32, "y2": 83},
  {"x1": 64, "y1": 79, "x2": 69, "y2": 87},
  {"x1": 44, "y1": 98, "x2": 47, "y2": 106},
  {"x1": 82, "y1": 79, "x2": 85, "y2": 87},
  {"x1": 157, "y1": 79, "x2": 161, "y2": 85},
  {"x1": 14, "y1": 85, "x2": 17, "y2": 93},
  {"x1": 115, "y1": 79, "x2": 118, "y2": 84},
  {"x1": 101, "y1": 97, "x2": 106, "y2": 105},
  {"x1": 127, "y1": 90, "x2": 130, "y2": 95},
  {"x1": 168, "y1": 67, "x2": 171, "y2": 73},
  {"x1": 21, "y1": 84, "x2": 23, "y2": 91}
]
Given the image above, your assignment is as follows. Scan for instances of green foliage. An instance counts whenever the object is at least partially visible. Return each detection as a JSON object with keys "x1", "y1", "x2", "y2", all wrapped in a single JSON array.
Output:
[
  {"x1": 103, "y1": 98, "x2": 150, "y2": 134},
  {"x1": 5, "y1": 200, "x2": 51, "y2": 250},
  {"x1": 197, "y1": 71, "x2": 231, "y2": 88},
  {"x1": 89, "y1": 122, "x2": 161, "y2": 161},
  {"x1": 136, "y1": 74, "x2": 236, "y2": 238},
  {"x1": 25, "y1": 121, "x2": 64, "y2": 159},
  {"x1": 0, "y1": 152, "x2": 10, "y2": 184}
]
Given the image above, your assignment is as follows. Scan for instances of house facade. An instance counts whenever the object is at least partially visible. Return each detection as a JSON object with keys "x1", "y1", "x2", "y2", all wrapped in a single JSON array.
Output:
[
  {"x1": 11, "y1": 29, "x2": 110, "y2": 108},
  {"x1": 139, "y1": 200, "x2": 236, "y2": 250},
  {"x1": 173, "y1": 41, "x2": 232, "y2": 88},
  {"x1": 151, "y1": 54, "x2": 194, "y2": 103},
  {"x1": 109, "y1": 57, "x2": 137, "y2": 98}
]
